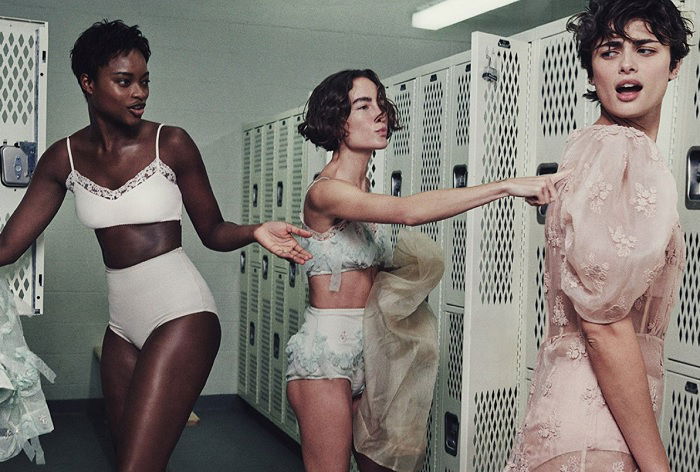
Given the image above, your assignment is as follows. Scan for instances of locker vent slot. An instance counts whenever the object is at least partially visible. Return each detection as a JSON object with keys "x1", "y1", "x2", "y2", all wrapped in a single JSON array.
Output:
[
  {"x1": 479, "y1": 49, "x2": 520, "y2": 305},
  {"x1": 0, "y1": 31, "x2": 35, "y2": 125},
  {"x1": 260, "y1": 299, "x2": 271, "y2": 409},
  {"x1": 540, "y1": 36, "x2": 579, "y2": 136},
  {"x1": 450, "y1": 219, "x2": 468, "y2": 293},
  {"x1": 471, "y1": 387, "x2": 518, "y2": 471}
]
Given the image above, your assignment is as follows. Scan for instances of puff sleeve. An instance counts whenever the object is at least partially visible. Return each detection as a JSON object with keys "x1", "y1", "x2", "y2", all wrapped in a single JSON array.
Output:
[{"x1": 557, "y1": 126, "x2": 679, "y2": 323}]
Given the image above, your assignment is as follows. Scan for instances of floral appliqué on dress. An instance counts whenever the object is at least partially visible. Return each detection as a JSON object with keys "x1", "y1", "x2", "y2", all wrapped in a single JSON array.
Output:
[
  {"x1": 588, "y1": 179, "x2": 613, "y2": 214},
  {"x1": 552, "y1": 295, "x2": 568, "y2": 327},
  {"x1": 608, "y1": 226, "x2": 637, "y2": 257},
  {"x1": 630, "y1": 183, "x2": 657, "y2": 217},
  {"x1": 581, "y1": 253, "x2": 609, "y2": 291}
]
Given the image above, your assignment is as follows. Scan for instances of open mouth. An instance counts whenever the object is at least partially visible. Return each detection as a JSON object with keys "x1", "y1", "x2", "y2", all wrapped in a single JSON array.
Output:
[{"x1": 615, "y1": 83, "x2": 643, "y2": 93}]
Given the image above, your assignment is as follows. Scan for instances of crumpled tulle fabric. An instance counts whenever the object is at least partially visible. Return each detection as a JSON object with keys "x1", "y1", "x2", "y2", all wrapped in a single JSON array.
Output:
[
  {"x1": 353, "y1": 229, "x2": 444, "y2": 472},
  {"x1": 0, "y1": 282, "x2": 55, "y2": 464}
]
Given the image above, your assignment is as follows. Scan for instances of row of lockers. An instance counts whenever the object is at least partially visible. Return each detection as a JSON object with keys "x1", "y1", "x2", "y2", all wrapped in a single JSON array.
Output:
[{"x1": 237, "y1": 4, "x2": 700, "y2": 470}]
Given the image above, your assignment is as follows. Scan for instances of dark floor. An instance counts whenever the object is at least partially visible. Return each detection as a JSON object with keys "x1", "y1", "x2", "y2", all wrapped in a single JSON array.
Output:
[{"x1": 3, "y1": 396, "x2": 305, "y2": 472}]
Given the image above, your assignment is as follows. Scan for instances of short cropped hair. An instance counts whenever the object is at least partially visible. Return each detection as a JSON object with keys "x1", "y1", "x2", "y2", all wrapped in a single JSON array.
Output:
[
  {"x1": 567, "y1": 0, "x2": 693, "y2": 101},
  {"x1": 70, "y1": 19, "x2": 151, "y2": 84},
  {"x1": 298, "y1": 69, "x2": 400, "y2": 152}
]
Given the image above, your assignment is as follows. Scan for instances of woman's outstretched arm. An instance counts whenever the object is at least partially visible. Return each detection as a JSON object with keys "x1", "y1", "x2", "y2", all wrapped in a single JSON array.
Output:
[
  {"x1": 582, "y1": 317, "x2": 670, "y2": 471},
  {"x1": 161, "y1": 126, "x2": 311, "y2": 263},
  {"x1": 305, "y1": 171, "x2": 570, "y2": 227}
]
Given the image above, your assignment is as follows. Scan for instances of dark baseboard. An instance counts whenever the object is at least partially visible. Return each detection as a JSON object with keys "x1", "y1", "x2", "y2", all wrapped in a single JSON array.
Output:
[{"x1": 46, "y1": 393, "x2": 239, "y2": 415}]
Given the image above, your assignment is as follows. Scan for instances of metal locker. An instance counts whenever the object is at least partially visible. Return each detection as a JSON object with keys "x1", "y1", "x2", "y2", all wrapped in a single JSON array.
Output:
[
  {"x1": 0, "y1": 17, "x2": 47, "y2": 316},
  {"x1": 521, "y1": 22, "x2": 592, "y2": 379},
  {"x1": 258, "y1": 251, "x2": 273, "y2": 416},
  {"x1": 244, "y1": 260, "x2": 261, "y2": 406},
  {"x1": 282, "y1": 260, "x2": 303, "y2": 440},
  {"x1": 250, "y1": 126, "x2": 263, "y2": 261},
  {"x1": 384, "y1": 78, "x2": 417, "y2": 249},
  {"x1": 238, "y1": 247, "x2": 249, "y2": 398},
  {"x1": 270, "y1": 268, "x2": 287, "y2": 426},
  {"x1": 288, "y1": 114, "x2": 306, "y2": 229},
  {"x1": 457, "y1": 32, "x2": 529, "y2": 471},
  {"x1": 272, "y1": 116, "x2": 292, "y2": 271},
  {"x1": 661, "y1": 367, "x2": 700, "y2": 472}
]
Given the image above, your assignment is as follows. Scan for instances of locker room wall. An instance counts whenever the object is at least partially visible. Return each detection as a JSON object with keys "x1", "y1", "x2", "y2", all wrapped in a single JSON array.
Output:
[{"x1": 0, "y1": 0, "x2": 468, "y2": 400}]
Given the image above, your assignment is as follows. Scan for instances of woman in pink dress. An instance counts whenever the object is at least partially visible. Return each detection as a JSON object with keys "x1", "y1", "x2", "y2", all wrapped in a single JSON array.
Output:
[{"x1": 505, "y1": 1, "x2": 692, "y2": 471}]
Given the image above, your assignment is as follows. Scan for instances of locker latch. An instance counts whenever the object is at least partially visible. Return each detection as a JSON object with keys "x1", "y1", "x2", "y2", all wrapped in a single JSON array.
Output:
[
  {"x1": 1, "y1": 142, "x2": 35, "y2": 187},
  {"x1": 262, "y1": 255, "x2": 269, "y2": 280},
  {"x1": 288, "y1": 261, "x2": 297, "y2": 288},
  {"x1": 453, "y1": 165, "x2": 467, "y2": 188},
  {"x1": 240, "y1": 251, "x2": 246, "y2": 274},
  {"x1": 444, "y1": 412, "x2": 459, "y2": 456},
  {"x1": 536, "y1": 162, "x2": 559, "y2": 224},
  {"x1": 273, "y1": 333, "x2": 280, "y2": 359},
  {"x1": 249, "y1": 322, "x2": 256, "y2": 346},
  {"x1": 685, "y1": 146, "x2": 700, "y2": 210},
  {"x1": 391, "y1": 171, "x2": 402, "y2": 197},
  {"x1": 276, "y1": 182, "x2": 284, "y2": 207}
]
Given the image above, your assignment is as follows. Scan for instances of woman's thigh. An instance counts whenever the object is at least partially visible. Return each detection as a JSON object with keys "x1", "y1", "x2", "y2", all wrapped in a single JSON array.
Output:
[
  {"x1": 116, "y1": 311, "x2": 220, "y2": 472},
  {"x1": 287, "y1": 378, "x2": 354, "y2": 472}
]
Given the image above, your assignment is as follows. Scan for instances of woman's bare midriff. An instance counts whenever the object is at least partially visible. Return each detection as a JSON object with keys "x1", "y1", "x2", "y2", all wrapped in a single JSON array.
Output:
[
  {"x1": 308, "y1": 266, "x2": 380, "y2": 309},
  {"x1": 95, "y1": 220, "x2": 182, "y2": 269}
]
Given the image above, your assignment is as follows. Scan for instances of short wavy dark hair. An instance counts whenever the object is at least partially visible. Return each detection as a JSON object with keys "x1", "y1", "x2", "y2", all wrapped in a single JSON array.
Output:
[
  {"x1": 567, "y1": 0, "x2": 693, "y2": 101},
  {"x1": 298, "y1": 69, "x2": 400, "y2": 152},
  {"x1": 70, "y1": 20, "x2": 151, "y2": 85}
]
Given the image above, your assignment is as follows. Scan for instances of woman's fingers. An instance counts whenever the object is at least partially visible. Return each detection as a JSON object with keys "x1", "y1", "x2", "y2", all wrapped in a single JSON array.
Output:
[
  {"x1": 550, "y1": 168, "x2": 572, "y2": 185},
  {"x1": 287, "y1": 223, "x2": 313, "y2": 238}
]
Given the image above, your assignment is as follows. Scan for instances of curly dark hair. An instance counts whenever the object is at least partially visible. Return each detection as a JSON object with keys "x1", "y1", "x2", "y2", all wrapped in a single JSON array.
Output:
[
  {"x1": 567, "y1": 0, "x2": 693, "y2": 101},
  {"x1": 70, "y1": 19, "x2": 151, "y2": 87},
  {"x1": 298, "y1": 69, "x2": 400, "y2": 152}
]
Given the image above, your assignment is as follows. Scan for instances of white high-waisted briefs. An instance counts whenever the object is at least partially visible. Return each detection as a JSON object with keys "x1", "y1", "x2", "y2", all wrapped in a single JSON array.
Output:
[
  {"x1": 285, "y1": 306, "x2": 365, "y2": 396},
  {"x1": 106, "y1": 247, "x2": 218, "y2": 349}
]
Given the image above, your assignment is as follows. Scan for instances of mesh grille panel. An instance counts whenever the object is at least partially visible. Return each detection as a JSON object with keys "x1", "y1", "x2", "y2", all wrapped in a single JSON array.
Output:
[
  {"x1": 479, "y1": 49, "x2": 520, "y2": 305},
  {"x1": 393, "y1": 86, "x2": 412, "y2": 157},
  {"x1": 540, "y1": 36, "x2": 579, "y2": 136},
  {"x1": 534, "y1": 246, "x2": 547, "y2": 349},
  {"x1": 471, "y1": 387, "x2": 519, "y2": 471},
  {"x1": 242, "y1": 132, "x2": 251, "y2": 223},
  {"x1": 260, "y1": 299, "x2": 271, "y2": 408},
  {"x1": 0, "y1": 213, "x2": 33, "y2": 309},
  {"x1": 677, "y1": 232, "x2": 700, "y2": 350},
  {"x1": 419, "y1": 76, "x2": 444, "y2": 243},
  {"x1": 238, "y1": 291, "x2": 248, "y2": 392},
  {"x1": 447, "y1": 311, "x2": 464, "y2": 401},
  {"x1": 667, "y1": 383, "x2": 700, "y2": 471},
  {"x1": 0, "y1": 31, "x2": 35, "y2": 125}
]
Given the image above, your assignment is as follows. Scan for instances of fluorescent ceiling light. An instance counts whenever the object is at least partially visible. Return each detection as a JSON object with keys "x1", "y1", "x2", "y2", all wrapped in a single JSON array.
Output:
[{"x1": 412, "y1": 0, "x2": 520, "y2": 30}]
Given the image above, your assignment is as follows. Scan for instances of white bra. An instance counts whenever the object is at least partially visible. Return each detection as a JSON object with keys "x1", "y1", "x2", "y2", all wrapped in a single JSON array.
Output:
[{"x1": 64, "y1": 124, "x2": 183, "y2": 230}]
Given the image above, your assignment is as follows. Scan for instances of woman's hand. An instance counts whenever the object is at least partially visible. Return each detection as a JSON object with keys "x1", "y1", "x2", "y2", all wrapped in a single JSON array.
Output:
[
  {"x1": 254, "y1": 221, "x2": 313, "y2": 264},
  {"x1": 504, "y1": 169, "x2": 572, "y2": 206}
]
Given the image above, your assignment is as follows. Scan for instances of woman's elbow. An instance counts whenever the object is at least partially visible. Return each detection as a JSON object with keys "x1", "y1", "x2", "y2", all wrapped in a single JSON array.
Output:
[{"x1": 580, "y1": 316, "x2": 632, "y2": 353}]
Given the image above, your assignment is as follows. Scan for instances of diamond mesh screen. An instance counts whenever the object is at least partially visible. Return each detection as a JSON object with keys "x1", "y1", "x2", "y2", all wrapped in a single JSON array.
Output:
[
  {"x1": 0, "y1": 213, "x2": 33, "y2": 309},
  {"x1": 478, "y1": 49, "x2": 520, "y2": 305},
  {"x1": 534, "y1": 246, "x2": 547, "y2": 350},
  {"x1": 419, "y1": 75, "x2": 444, "y2": 243},
  {"x1": 540, "y1": 36, "x2": 579, "y2": 136},
  {"x1": 260, "y1": 298, "x2": 271, "y2": 409},
  {"x1": 677, "y1": 232, "x2": 700, "y2": 351},
  {"x1": 0, "y1": 30, "x2": 35, "y2": 126},
  {"x1": 471, "y1": 387, "x2": 518, "y2": 471},
  {"x1": 666, "y1": 381, "x2": 700, "y2": 471},
  {"x1": 447, "y1": 311, "x2": 464, "y2": 401},
  {"x1": 242, "y1": 131, "x2": 251, "y2": 224}
]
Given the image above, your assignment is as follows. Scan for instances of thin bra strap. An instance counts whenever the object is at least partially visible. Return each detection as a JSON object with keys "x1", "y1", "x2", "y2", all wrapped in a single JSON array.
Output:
[
  {"x1": 155, "y1": 123, "x2": 165, "y2": 161},
  {"x1": 306, "y1": 175, "x2": 331, "y2": 190},
  {"x1": 65, "y1": 137, "x2": 75, "y2": 171}
]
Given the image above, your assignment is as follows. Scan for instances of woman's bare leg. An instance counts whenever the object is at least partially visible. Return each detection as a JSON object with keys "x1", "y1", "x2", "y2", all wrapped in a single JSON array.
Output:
[
  {"x1": 108, "y1": 311, "x2": 220, "y2": 472},
  {"x1": 287, "y1": 378, "x2": 354, "y2": 472}
]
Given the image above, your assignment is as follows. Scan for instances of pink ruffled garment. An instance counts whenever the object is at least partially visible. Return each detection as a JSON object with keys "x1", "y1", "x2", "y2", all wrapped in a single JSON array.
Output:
[{"x1": 505, "y1": 125, "x2": 685, "y2": 472}]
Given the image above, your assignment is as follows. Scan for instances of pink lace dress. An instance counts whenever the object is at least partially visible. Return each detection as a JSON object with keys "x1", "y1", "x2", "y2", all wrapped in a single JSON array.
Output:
[{"x1": 505, "y1": 125, "x2": 685, "y2": 472}]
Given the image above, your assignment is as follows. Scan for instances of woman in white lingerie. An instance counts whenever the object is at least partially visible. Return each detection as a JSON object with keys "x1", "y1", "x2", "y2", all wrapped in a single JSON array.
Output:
[{"x1": 0, "y1": 20, "x2": 310, "y2": 471}]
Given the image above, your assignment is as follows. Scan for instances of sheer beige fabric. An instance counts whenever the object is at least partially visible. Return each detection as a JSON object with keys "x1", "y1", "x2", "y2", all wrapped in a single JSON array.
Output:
[
  {"x1": 505, "y1": 125, "x2": 685, "y2": 472},
  {"x1": 354, "y1": 230, "x2": 444, "y2": 472}
]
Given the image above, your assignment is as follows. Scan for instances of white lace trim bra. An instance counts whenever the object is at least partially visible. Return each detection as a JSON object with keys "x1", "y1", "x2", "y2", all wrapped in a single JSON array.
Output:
[{"x1": 65, "y1": 123, "x2": 183, "y2": 229}]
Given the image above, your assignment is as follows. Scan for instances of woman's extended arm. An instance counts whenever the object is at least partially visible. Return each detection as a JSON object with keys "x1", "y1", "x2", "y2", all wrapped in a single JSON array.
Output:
[
  {"x1": 162, "y1": 126, "x2": 311, "y2": 263},
  {"x1": 582, "y1": 317, "x2": 670, "y2": 471},
  {"x1": 306, "y1": 172, "x2": 568, "y2": 226},
  {"x1": 0, "y1": 142, "x2": 68, "y2": 267}
]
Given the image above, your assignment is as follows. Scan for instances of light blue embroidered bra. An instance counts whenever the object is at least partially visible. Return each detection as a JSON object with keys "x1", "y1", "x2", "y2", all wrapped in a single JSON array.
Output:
[{"x1": 300, "y1": 177, "x2": 392, "y2": 291}]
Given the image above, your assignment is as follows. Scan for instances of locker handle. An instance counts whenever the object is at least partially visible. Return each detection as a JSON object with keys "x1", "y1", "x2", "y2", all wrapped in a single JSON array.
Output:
[
  {"x1": 288, "y1": 262, "x2": 297, "y2": 288},
  {"x1": 249, "y1": 322, "x2": 255, "y2": 346},
  {"x1": 390, "y1": 171, "x2": 402, "y2": 197},
  {"x1": 240, "y1": 251, "x2": 246, "y2": 274},
  {"x1": 262, "y1": 255, "x2": 269, "y2": 280},
  {"x1": 276, "y1": 182, "x2": 284, "y2": 207},
  {"x1": 400, "y1": 83, "x2": 406, "y2": 91},
  {"x1": 453, "y1": 165, "x2": 467, "y2": 188},
  {"x1": 536, "y1": 162, "x2": 559, "y2": 224},
  {"x1": 252, "y1": 184, "x2": 258, "y2": 207},
  {"x1": 498, "y1": 38, "x2": 511, "y2": 49},
  {"x1": 685, "y1": 381, "x2": 698, "y2": 395},
  {"x1": 444, "y1": 412, "x2": 459, "y2": 456},
  {"x1": 685, "y1": 146, "x2": 700, "y2": 210},
  {"x1": 429, "y1": 74, "x2": 438, "y2": 82},
  {"x1": 273, "y1": 333, "x2": 280, "y2": 359}
]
